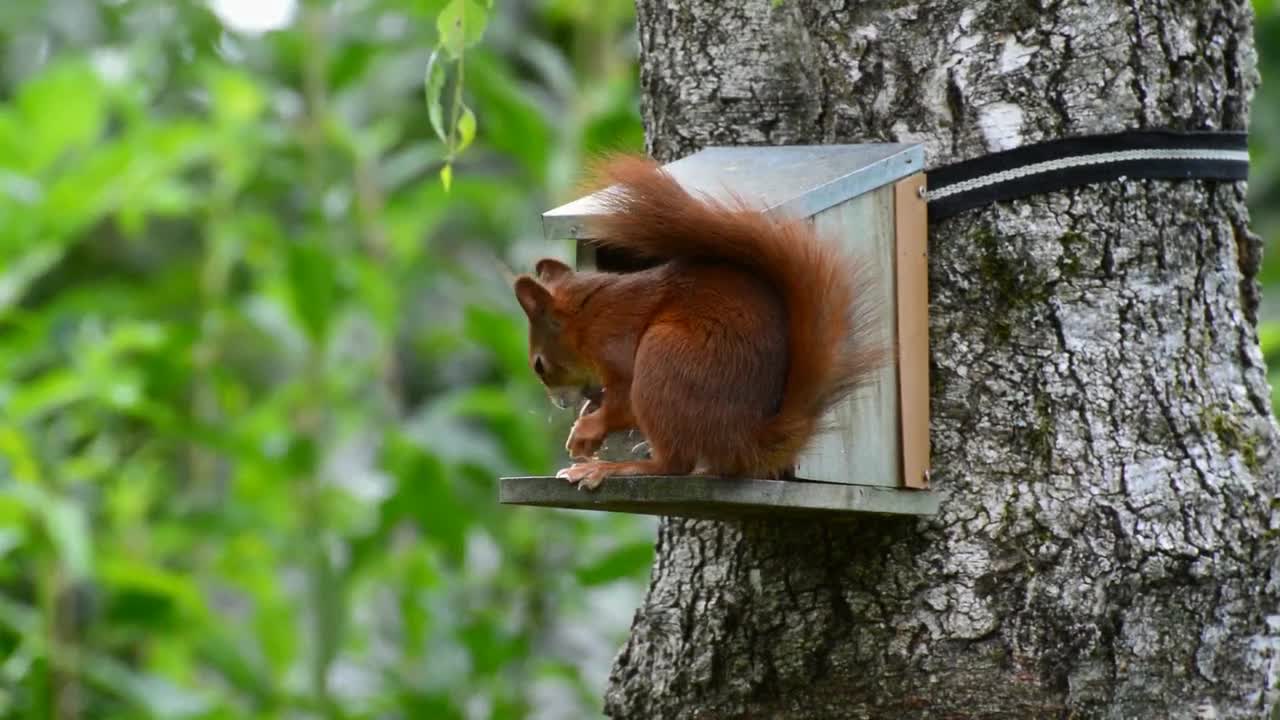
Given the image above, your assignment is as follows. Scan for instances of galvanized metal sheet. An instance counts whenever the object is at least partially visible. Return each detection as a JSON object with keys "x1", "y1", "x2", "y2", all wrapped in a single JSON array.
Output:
[
  {"x1": 542, "y1": 143, "x2": 924, "y2": 241},
  {"x1": 795, "y1": 187, "x2": 900, "y2": 487}
]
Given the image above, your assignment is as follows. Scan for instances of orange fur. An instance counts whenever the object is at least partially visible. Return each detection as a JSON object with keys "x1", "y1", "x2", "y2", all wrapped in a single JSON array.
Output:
[{"x1": 513, "y1": 154, "x2": 888, "y2": 489}]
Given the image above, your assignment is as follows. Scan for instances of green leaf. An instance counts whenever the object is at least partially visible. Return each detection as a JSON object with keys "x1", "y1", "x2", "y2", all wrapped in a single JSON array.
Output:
[
  {"x1": 400, "y1": 692, "x2": 464, "y2": 720},
  {"x1": 328, "y1": 40, "x2": 378, "y2": 91},
  {"x1": 436, "y1": 0, "x2": 488, "y2": 59},
  {"x1": 424, "y1": 49, "x2": 449, "y2": 143},
  {"x1": 196, "y1": 633, "x2": 278, "y2": 708},
  {"x1": 459, "y1": 615, "x2": 528, "y2": 676},
  {"x1": 0, "y1": 108, "x2": 29, "y2": 172},
  {"x1": 0, "y1": 527, "x2": 23, "y2": 561},
  {"x1": 0, "y1": 594, "x2": 210, "y2": 716},
  {"x1": 100, "y1": 558, "x2": 207, "y2": 621},
  {"x1": 7, "y1": 369, "x2": 86, "y2": 421},
  {"x1": 284, "y1": 433, "x2": 318, "y2": 476},
  {"x1": 440, "y1": 163, "x2": 453, "y2": 191},
  {"x1": 1260, "y1": 321, "x2": 1280, "y2": 364},
  {"x1": 444, "y1": 386, "x2": 553, "y2": 472},
  {"x1": 463, "y1": 304, "x2": 528, "y2": 378},
  {"x1": 383, "y1": 436, "x2": 469, "y2": 564},
  {"x1": 575, "y1": 542, "x2": 655, "y2": 586},
  {"x1": 42, "y1": 141, "x2": 138, "y2": 237},
  {"x1": 0, "y1": 246, "x2": 64, "y2": 316},
  {"x1": 83, "y1": 658, "x2": 212, "y2": 718},
  {"x1": 285, "y1": 241, "x2": 340, "y2": 343},
  {"x1": 0, "y1": 427, "x2": 42, "y2": 484},
  {"x1": 456, "y1": 104, "x2": 477, "y2": 153},
  {"x1": 42, "y1": 494, "x2": 93, "y2": 579},
  {"x1": 0, "y1": 593, "x2": 38, "y2": 636},
  {"x1": 16, "y1": 59, "x2": 106, "y2": 172},
  {"x1": 10, "y1": 481, "x2": 91, "y2": 576},
  {"x1": 207, "y1": 66, "x2": 265, "y2": 124},
  {"x1": 465, "y1": 52, "x2": 553, "y2": 180},
  {"x1": 352, "y1": 255, "x2": 400, "y2": 334},
  {"x1": 449, "y1": 386, "x2": 512, "y2": 419}
]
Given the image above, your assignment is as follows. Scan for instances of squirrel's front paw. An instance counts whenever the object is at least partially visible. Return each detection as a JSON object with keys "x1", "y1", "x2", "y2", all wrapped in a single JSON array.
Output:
[
  {"x1": 566, "y1": 419, "x2": 605, "y2": 460},
  {"x1": 557, "y1": 462, "x2": 608, "y2": 491}
]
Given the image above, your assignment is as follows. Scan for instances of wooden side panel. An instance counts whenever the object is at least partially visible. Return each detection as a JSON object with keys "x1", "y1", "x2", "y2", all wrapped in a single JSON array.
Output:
[
  {"x1": 575, "y1": 239, "x2": 597, "y2": 271},
  {"x1": 794, "y1": 187, "x2": 900, "y2": 487},
  {"x1": 895, "y1": 174, "x2": 930, "y2": 489}
]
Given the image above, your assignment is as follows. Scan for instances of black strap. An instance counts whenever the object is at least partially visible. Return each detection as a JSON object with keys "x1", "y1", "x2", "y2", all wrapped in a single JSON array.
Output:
[{"x1": 925, "y1": 130, "x2": 1250, "y2": 223}]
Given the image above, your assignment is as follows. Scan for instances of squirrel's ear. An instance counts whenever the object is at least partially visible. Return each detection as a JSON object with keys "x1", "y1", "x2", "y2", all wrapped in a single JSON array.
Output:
[
  {"x1": 534, "y1": 258, "x2": 573, "y2": 283},
  {"x1": 513, "y1": 276, "x2": 551, "y2": 319}
]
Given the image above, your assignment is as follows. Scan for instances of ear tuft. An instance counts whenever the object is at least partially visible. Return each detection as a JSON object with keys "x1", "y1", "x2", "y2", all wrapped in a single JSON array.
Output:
[
  {"x1": 514, "y1": 276, "x2": 551, "y2": 319},
  {"x1": 535, "y1": 258, "x2": 573, "y2": 284}
]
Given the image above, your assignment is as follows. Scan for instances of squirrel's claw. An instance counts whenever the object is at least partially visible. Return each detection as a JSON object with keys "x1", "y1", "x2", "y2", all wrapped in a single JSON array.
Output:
[{"x1": 557, "y1": 462, "x2": 608, "y2": 491}]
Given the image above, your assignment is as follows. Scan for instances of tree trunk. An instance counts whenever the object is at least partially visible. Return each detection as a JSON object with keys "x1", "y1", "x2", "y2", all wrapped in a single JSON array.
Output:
[{"x1": 605, "y1": 1, "x2": 1280, "y2": 718}]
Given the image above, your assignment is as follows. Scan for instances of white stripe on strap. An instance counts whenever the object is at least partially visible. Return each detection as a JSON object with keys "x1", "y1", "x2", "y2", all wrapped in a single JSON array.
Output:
[{"x1": 924, "y1": 148, "x2": 1251, "y2": 202}]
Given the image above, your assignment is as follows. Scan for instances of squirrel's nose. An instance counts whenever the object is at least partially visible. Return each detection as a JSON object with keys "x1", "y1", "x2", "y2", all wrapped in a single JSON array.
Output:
[{"x1": 548, "y1": 389, "x2": 574, "y2": 410}]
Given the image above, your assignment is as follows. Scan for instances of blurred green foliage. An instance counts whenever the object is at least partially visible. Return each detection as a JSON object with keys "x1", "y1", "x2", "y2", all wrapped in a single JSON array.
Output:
[
  {"x1": 1254, "y1": 0, "x2": 1280, "y2": 404},
  {"x1": 0, "y1": 1, "x2": 1278, "y2": 719},
  {"x1": 0, "y1": 0, "x2": 650, "y2": 718}
]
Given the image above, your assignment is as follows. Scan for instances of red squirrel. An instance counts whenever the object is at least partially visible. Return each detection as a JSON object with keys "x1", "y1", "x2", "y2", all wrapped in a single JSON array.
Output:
[{"x1": 512, "y1": 155, "x2": 886, "y2": 490}]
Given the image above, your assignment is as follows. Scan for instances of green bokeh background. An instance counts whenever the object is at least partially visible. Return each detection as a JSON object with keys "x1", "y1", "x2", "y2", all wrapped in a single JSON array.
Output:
[{"x1": 0, "y1": 1, "x2": 1275, "y2": 718}]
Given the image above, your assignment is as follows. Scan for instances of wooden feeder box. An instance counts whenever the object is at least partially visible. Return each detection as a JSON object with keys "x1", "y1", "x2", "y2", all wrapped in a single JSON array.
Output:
[{"x1": 500, "y1": 144, "x2": 938, "y2": 520}]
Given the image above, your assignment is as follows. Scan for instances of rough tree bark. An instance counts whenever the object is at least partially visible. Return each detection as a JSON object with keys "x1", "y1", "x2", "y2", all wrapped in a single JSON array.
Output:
[{"x1": 604, "y1": 1, "x2": 1280, "y2": 718}]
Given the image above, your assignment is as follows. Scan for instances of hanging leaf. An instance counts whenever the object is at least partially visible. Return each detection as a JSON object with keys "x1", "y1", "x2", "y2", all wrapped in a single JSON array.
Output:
[
  {"x1": 424, "y1": 49, "x2": 449, "y2": 144},
  {"x1": 440, "y1": 163, "x2": 453, "y2": 192},
  {"x1": 436, "y1": 0, "x2": 488, "y2": 59},
  {"x1": 456, "y1": 104, "x2": 477, "y2": 154}
]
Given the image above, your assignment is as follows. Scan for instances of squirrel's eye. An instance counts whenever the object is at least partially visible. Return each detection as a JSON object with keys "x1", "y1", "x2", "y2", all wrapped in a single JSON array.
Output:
[{"x1": 533, "y1": 356, "x2": 546, "y2": 375}]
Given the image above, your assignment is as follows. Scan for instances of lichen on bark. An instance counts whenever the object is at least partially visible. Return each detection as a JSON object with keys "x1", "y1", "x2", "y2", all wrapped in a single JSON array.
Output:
[{"x1": 606, "y1": 1, "x2": 1280, "y2": 718}]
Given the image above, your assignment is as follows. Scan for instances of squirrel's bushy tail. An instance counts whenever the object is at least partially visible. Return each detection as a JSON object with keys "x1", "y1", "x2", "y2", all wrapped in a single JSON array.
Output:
[{"x1": 584, "y1": 154, "x2": 888, "y2": 473}]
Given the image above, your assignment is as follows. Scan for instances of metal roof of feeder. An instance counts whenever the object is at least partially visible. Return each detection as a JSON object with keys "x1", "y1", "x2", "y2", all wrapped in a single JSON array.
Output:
[{"x1": 541, "y1": 143, "x2": 925, "y2": 241}]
